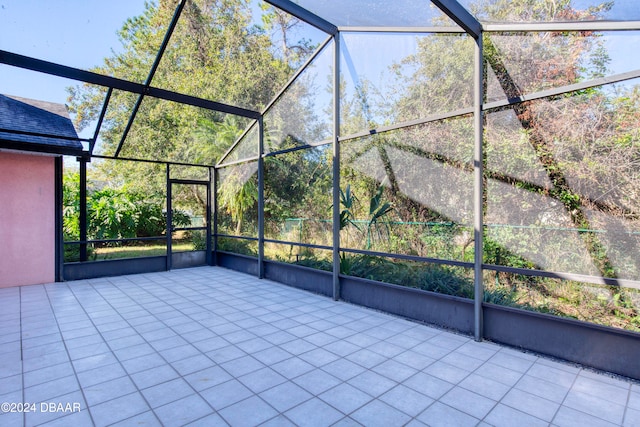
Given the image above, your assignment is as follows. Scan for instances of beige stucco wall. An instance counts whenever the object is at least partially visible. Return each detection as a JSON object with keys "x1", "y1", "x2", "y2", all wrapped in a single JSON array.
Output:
[{"x1": 0, "y1": 151, "x2": 56, "y2": 287}]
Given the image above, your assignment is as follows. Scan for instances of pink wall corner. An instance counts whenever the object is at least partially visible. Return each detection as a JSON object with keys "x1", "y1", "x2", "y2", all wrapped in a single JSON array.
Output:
[{"x1": 0, "y1": 152, "x2": 56, "y2": 288}]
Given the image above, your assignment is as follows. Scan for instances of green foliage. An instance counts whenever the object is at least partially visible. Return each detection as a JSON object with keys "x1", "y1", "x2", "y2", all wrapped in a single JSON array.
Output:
[
  {"x1": 218, "y1": 238, "x2": 257, "y2": 256},
  {"x1": 63, "y1": 234, "x2": 96, "y2": 263},
  {"x1": 264, "y1": 146, "x2": 333, "y2": 227},
  {"x1": 340, "y1": 254, "x2": 474, "y2": 298},
  {"x1": 136, "y1": 202, "x2": 168, "y2": 237},
  {"x1": 62, "y1": 171, "x2": 81, "y2": 240},
  {"x1": 88, "y1": 189, "x2": 191, "y2": 241},
  {"x1": 338, "y1": 184, "x2": 359, "y2": 231},
  {"x1": 366, "y1": 184, "x2": 394, "y2": 250},
  {"x1": 88, "y1": 188, "x2": 138, "y2": 240},
  {"x1": 63, "y1": 171, "x2": 190, "y2": 243},
  {"x1": 188, "y1": 230, "x2": 208, "y2": 251},
  {"x1": 482, "y1": 237, "x2": 536, "y2": 269},
  {"x1": 419, "y1": 266, "x2": 474, "y2": 299},
  {"x1": 294, "y1": 257, "x2": 332, "y2": 272},
  {"x1": 339, "y1": 252, "x2": 354, "y2": 275},
  {"x1": 218, "y1": 169, "x2": 258, "y2": 235},
  {"x1": 337, "y1": 183, "x2": 395, "y2": 251}
]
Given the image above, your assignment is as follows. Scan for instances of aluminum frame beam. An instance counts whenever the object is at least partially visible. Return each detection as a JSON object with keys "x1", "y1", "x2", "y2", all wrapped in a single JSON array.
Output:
[
  {"x1": 55, "y1": 157, "x2": 64, "y2": 282},
  {"x1": 484, "y1": 68, "x2": 640, "y2": 111},
  {"x1": 263, "y1": 0, "x2": 338, "y2": 35},
  {"x1": 90, "y1": 88, "x2": 112, "y2": 154},
  {"x1": 217, "y1": 156, "x2": 261, "y2": 169},
  {"x1": 258, "y1": 117, "x2": 265, "y2": 279},
  {"x1": 114, "y1": 0, "x2": 187, "y2": 157},
  {"x1": 484, "y1": 264, "x2": 640, "y2": 291},
  {"x1": 430, "y1": 0, "x2": 482, "y2": 38},
  {"x1": 484, "y1": 21, "x2": 640, "y2": 32},
  {"x1": 338, "y1": 107, "x2": 475, "y2": 143},
  {"x1": 0, "y1": 50, "x2": 261, "y2": 120},
  {"x1": 338, "y1": 26, "x2": 465, "y2": 33},
  {"x1": 473, "y1": 36, "x2": 484, "y2": 341},
  {"x1": 332, "y1": 32, "x2": 341, "y2": 301},
  {"x1": 217, "y1": 35, "x2": 333, "y2": 167},
  {"x1": 216, "y1": 121, "x2": 259, "y2": 167}
]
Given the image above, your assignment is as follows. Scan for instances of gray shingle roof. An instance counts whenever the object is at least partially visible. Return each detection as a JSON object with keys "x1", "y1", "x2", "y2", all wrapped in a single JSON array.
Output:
[{"x1": 0, "y1": 94, "x2": 84, "y2": 155}]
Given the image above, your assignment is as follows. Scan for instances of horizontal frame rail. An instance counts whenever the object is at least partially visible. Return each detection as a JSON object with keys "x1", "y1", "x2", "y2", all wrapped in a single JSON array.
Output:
[
  {"x1": 170, "y1": 179, "x2": 210, "y2": 186},
  {"x1": 0, "y1": 50, "x2": 261, "y2": 119},
  {"x1": 339, "y1": 107, "x2": 475, "y2": 143},
  {"x1": 340, "y1": 247, "x2": 474, "y2": 269},
  {"x1": 216, "y1": 234, "x2": 259, "y2": 242},
  {"x1": 216, "y1": 156, "x2": 260, "y2": 169},
  {"x1": 484, "y1": 68, "x2": 640, "y2": 111},
  {"x1": 338, "y1": 26, "x2": 465, "y2": 33},
  {"x1": 483, "y1": 263, "x2": 640, "y2": 290},
  {"x1": 484, "y1": 21, "x2": 640, "y2": 32},
  {"x1": 263, "y1": 238, "x2": 332, "y2": 251},
  {"x1": 172, "y1": 226, "x2": 207, "y2": 232},
  {"x1": 91, "y1": 154, "x2": 213, "y2": 168},
  {"x1": 65, "y1": 236, "x2": 166, "y2": 245}
]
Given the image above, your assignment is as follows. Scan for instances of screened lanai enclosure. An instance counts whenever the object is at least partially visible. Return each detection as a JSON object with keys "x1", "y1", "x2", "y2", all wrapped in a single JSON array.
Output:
[{"x1": 1, "y1": 0, "x2": 640, "y2": 379}]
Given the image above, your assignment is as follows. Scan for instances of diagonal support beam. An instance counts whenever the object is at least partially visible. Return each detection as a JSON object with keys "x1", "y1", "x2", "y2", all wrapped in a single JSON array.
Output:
[
  {"x1": 114, "y1": 0, "x2": 187, "y2": 157},
  {"x1": 90, "y1": 88, "x2": 112, "y2": 154},
  {"x1": 263, "y1": 0, "x2": 338, "y2": 35},
  {"x1": 430, "y1": 0, "x2": 482, "y2": 39},
  {"x1": 0, "y1": 50, "x2": 261, "y2": 118}
]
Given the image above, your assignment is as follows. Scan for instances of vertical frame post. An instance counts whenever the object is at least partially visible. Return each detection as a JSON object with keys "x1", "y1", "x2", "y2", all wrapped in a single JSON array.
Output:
[
  {"x1": 166, "y1": 163, "x2": 172, "y2": 271},
  {"x1": 78, "y1": 157, "x2": 88, "y2": 262},
  {"x1": 258, "y1": 117, "x2": 265, "y2": 279},
  {"x1": 213, "y1": 166, "x2": 218, "y2": 266},
  {"x1": 206, "y1": 167, "x2": 213, "y2": 266},
  {"x1": 55, "y1": 156, "x2": 64, "y2": 282},
  {"x1": 332, "y1": 33, "x2": 341, "y2": 301},
  {"x1": 473, "y1": 34, "x2": 485, "y2": 341}
]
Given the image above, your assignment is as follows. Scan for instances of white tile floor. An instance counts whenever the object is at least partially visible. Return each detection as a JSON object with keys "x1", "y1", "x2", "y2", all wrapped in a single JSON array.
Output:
[{"x1": 0, "y1": 266, "x2": 638, "y2": 427}]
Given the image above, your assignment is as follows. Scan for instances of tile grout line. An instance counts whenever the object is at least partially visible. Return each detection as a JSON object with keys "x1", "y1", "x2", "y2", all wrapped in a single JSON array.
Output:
[
  {"x1": 80, "y1": 275, "x2": 214, "y2": 425},
  {"x1": 156, "y1": 269, "x2": 398, "y2": 425},
  {"x1": 479, "y1": 349, "x2": 552, "y2": 426},
  {"x1": 20, "y1": 286, "x2": 26, "y2": 427},
  {"x1": 154, "y1": 271, "x2": 318, "y2": 426},
  {"x1": 115, "y1": 272, "x2": 252, "y2": 426},
  {"x1": 621, "y1": 379, "x2": 633, "y2": 426},
  {"x1": 360, "y1": 332, "x2": 476, "y2": 425},
  {"x1": 207, "y1": 268, "x2": 487, "y2": 426},
  {"x1": 62, "y1": 278, "x2": 166, "y2": 426},
  {"x1": 87, "y1": 271, "x2": 306, "y2": 425},
  {"x1": 41, "y1": 281, "x2": 97, "y2": 427}
]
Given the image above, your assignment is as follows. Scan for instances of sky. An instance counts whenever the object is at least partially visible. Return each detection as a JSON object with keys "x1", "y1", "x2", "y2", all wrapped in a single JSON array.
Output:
[{"x1": 0, "y1": 0, "x2": 146, "y2": 104}]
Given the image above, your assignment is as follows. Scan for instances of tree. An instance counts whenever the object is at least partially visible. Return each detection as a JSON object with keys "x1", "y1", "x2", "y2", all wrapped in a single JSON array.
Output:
[
  {"x1": 62, "y1": 170, "x2": 190, "y2": 243},
  {"x1": 67, "y1": 0, "x2": 323, "y2": 239},
  {"x1": 217, "y1": 163, "x2": 258, "y2": 235},
  {"x1": 68, "y1": 0, "x2": 313, "y2": 191}
]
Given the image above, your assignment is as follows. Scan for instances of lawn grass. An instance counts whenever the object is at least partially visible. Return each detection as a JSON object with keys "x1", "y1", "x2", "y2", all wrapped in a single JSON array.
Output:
[{"x1": 93, "y1": 242, "x2": 195, "y2": 260}]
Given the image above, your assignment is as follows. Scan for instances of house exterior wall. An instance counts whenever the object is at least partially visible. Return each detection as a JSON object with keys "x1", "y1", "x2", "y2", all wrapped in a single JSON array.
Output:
[{"x1": 0, "y1": 151, "x2": 56, "y2": 287}]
